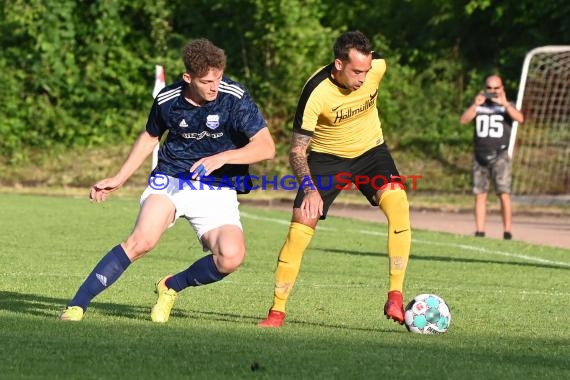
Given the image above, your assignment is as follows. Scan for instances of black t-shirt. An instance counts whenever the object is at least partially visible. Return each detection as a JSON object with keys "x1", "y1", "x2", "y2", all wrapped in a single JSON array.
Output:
[{"x1": 473, "y1": 100, "x2": 514, "y2": 151}]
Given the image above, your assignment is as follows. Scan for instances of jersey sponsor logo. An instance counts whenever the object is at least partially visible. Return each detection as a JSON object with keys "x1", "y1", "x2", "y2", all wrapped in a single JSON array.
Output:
[
  {"x1": 333, "y1": 94, "x2": 377, "y2": 123},
  {"x1": 179, "y1": 119, "x2": 188, "y2": 128},
  {"x1": 206, "y1": 114, "x2": 220, "y2": 129},
  {"x1": 180, "y1": 130, "x2": 224, "y2": 140}
]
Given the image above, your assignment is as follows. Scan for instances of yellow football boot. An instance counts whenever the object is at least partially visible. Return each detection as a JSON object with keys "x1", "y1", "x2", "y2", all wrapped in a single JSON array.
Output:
[
  {"x1": 59, "y1": 306, "x2": 84, "y2": 321},
  {"x1": 151, "y1": 276, "x2": 178, "y2": 323}
]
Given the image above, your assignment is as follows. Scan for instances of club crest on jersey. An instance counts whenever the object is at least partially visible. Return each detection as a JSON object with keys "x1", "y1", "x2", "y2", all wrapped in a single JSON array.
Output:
[{"x1": 206, "y1": 114, "x2": 220, "y2": 130}]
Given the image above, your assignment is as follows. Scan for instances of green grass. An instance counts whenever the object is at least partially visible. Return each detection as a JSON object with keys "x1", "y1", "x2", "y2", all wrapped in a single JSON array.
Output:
[{"x1": 0, "y1": 193, "x2": 568, "y2": 379}]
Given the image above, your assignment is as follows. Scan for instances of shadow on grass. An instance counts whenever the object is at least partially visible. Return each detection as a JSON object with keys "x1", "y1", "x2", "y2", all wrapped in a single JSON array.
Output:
[
  {"x1": 0, "y1": 291, "x2": 395, "y2": 332},
  {"x1": 187, "y1": 309, "x2": 396, "y2": 333},
  {"x1": 0, "y1": 291, "x2": 149, "y2": 319},
  {"x1": 311, "y1": 247, "x2": 570, "y2": 270}
]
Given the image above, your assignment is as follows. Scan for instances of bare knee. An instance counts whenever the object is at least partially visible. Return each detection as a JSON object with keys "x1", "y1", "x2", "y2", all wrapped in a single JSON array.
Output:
[
  {"x1": 203, "y1": 225, "x2": 246, "y2": 273},
  {"x1": 292, "y1": 208, "x2": 319, "y2": 229},
  {"x1": 123, "y1": 234, "x2": 158, "y2": 261},
  {"x1": 213, "y1": 244, "x2": 245, "y2": 273}
]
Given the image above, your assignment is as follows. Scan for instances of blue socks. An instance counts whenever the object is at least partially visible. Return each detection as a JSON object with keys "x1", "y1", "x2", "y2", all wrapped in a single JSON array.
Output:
[
  {"x1": 69, "y1": 245, "x2": 131, "y2": 310},
  {"x1": 166, "y1": 254, "x2": 227, "y2": 292},
  {"x1": 68, "y1": 249, "x2": 226, "y2": 310}
]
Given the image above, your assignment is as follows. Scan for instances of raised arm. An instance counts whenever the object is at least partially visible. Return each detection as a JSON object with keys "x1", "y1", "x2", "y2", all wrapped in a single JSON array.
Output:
[
  {"x1": 494, "y1": 91, "x2": 524, "y2": 123},
  {"x1": 90, "y1": 131, "x2": 159, "y2": 202},
  {"x1": 460, "y1": 92, "x2": 486, "y2": 124}
]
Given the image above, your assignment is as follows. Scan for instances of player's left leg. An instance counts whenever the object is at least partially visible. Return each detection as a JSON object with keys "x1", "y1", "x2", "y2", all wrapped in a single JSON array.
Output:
[
  {"x1": 493, "y1": 152, "x2": 513, "y2": 239},
  {"x1": 354, "y1": 144, "x2": 411, "y2": 324},
  {"x1": 151, "y1": 187, "x2": 243, "y2": 322},
  {"x1": 377, "y1": 185, "x2": 411, "y2": 324},
  {"x1": 499, "y1": 193, "x2": 512, "y2": 239},
  {"x1": 151, "y1": 225, "x2": 243, "y2": 323},
  {"x1": 168, "y1": 224, "x2": 244, "y2": 290}
]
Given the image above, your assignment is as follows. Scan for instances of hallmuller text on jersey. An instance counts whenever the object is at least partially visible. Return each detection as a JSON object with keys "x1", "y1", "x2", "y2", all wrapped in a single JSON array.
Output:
[{"x1": 333, "y1": 96, "x2": 377, "y2": 123}]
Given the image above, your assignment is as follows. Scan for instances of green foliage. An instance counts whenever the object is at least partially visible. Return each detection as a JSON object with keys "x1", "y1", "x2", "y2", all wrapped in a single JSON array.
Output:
[
  {"x1": 0, "y1": 0, "x2": 168, "y2": 161},
  {"x1": 379, "y1": 51, "x2": 471, "y2": 163},
  {"x1": 245, "y1": 0, "x2": 332, "y2": 116},
  {"x1": 1, "y1": 0, "x2": 568, "y2": 192},
  {"x1": 168, "y1": 0, "x2": 335, "y2": 116}
]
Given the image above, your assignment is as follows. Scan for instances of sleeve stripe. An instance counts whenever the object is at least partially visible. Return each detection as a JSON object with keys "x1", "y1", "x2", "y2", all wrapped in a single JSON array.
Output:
[
  {"x1": 157, "y1": 86, "x2": 182, "y2": 102},
  {"x1": 294, "y1": 128, "x2": 313, "y2": 137},
  {"x1": 220, "y1": 81, "x2": 245, "y2": 99},
  {"x1": 158, "y1": 91, "x2": 181, "y2": 105},
  {"x1": 293, "y1": 64, "x2": 331, "y2": 131}
]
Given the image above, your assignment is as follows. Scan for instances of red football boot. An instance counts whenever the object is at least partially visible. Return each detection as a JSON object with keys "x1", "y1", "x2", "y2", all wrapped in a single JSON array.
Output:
[
  {"x1": 257, "y1": 310, "x2": 286, "y2": 328},
  {"x1": 384, "y1": 290, "x2": 405, "y2": 324}
]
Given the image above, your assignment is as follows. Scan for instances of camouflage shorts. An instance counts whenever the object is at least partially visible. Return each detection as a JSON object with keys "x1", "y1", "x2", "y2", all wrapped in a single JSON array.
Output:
[{"x1": 472, "y1": 150, "x2": 512, "y2": 194}]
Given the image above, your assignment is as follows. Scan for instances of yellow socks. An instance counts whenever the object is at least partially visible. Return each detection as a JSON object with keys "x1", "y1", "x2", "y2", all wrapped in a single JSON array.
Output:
[
  {"x1": 379, "y1": 189, "x2": 411, "y2": 293},
  {"x1": 271, "y1": 222, "x2": 315, "y2": 313}
]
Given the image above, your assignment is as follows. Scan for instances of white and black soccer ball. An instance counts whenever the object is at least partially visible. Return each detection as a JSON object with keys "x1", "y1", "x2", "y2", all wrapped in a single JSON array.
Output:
[{"x1": 404, "y1": 294, "x2": 451, "y2": 334}]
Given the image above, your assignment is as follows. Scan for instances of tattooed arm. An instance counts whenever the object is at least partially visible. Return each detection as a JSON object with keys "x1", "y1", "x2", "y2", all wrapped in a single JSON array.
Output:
[
  {"x1": 289, "y1": 133, "x2": 315, "y2": 191},
  {"x1": 289, "y1": 132, "x2": 323, "y2": 219}
]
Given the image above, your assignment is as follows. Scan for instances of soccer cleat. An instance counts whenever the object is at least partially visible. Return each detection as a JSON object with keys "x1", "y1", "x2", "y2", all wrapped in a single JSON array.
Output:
[
  {"x1": 151, "y1": 276, "x2": 178, "y2": 323},
  {"x1": 475, "y1": 231, "x2": 485, "y2": 237},
  {"x1": 384, "y1": 290, "x2": 405, "y2": 324},
  {"x1": 503, "y1": 232, "x2": 512, "y2": 240},
  {"x1": 59, "y1": 306, "x2": 84, "y2": 321},
  {"x1": 257, "y1": 310, "x2": 286, "y2": 328}
]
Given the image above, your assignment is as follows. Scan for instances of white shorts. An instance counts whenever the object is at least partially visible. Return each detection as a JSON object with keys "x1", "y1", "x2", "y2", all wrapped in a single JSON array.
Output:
[{"x1": 140, "y1": 175, "x2": 242, "y2": 241}]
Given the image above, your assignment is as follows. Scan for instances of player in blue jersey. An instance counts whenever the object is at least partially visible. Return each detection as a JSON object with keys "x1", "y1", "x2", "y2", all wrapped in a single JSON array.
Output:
[
  {"x1": 59, "y1": 38, "x2": 275, "y2": 322},
  {"x1": 460, "y1": 74, "x2": 524, "y2": 240}
]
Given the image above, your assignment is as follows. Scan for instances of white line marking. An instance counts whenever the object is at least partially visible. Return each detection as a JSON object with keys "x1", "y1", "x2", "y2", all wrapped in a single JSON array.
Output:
[
  {"x1": 241, "y1": 212, "x2": 570, "y2": 268},
  {"x1": 241, "y1": 212, "x2": 335, "y2": 231}
]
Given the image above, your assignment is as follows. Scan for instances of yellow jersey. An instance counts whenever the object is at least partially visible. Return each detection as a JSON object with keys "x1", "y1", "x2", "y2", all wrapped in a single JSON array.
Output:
[{"x1": 293, "y1": 53, "x2": 386, "y2": 158}]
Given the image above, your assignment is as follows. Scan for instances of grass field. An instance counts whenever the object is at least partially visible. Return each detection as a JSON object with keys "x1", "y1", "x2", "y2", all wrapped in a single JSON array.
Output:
[{"x1": 1, "y1": 193, "x2": 569, "y2": 379}]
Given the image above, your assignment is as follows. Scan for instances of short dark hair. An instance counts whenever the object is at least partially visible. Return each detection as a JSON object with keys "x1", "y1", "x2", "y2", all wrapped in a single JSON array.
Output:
[
  {"x1": 182, "y1": 38, "x2": 227, "y2": 77},
  {"x1": 333, "y1": 31, "x2": 371, "y2": 61}
]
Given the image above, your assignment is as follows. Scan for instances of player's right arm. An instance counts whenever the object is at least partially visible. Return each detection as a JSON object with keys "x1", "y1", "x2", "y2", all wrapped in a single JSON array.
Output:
[
  {"x1": 460, "y1": 92, "x2": 486, "y2": 124},
  {"x1": 90, "y1": 131, "x2": 159, "y2": 203},
  {"x1": 290, "y1": 132, "x2": 323, "y2": 219}
]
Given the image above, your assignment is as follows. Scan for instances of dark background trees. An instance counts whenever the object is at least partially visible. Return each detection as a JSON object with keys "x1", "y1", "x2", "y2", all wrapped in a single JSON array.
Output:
[{"x1": 1, "y1": 0, "x2": 568, "y2": 189}]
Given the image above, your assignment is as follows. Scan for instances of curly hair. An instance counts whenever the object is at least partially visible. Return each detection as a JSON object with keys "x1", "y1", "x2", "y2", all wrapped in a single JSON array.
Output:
[
  {"x1": 182, "y1": 38, "x2": 227, "y2": 77},
  {"x1": 333, "y1": 31, "x2": 371, "y2": 61}
]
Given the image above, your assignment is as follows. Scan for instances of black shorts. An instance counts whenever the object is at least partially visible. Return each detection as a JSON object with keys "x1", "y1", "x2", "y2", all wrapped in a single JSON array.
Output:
[{"x1": 293, "y1": 143, "x2": 402, "y2": 219}]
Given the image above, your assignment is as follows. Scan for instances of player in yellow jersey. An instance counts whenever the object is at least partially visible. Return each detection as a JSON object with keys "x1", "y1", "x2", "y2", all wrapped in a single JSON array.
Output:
[{"x1": 258, "y1": 31, "x2": 411, "y2": 327}]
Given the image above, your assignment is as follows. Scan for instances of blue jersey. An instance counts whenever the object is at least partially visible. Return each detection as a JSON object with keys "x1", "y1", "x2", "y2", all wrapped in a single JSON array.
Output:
[{"x1": 146, "y1": 78, "x2": 267, "y2": 193}]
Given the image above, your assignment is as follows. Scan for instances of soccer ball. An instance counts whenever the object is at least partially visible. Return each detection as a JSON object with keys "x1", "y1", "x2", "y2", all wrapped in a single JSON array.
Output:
[{"x1": 404, "y1": 294, "x2": 451, "y2": 334}]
